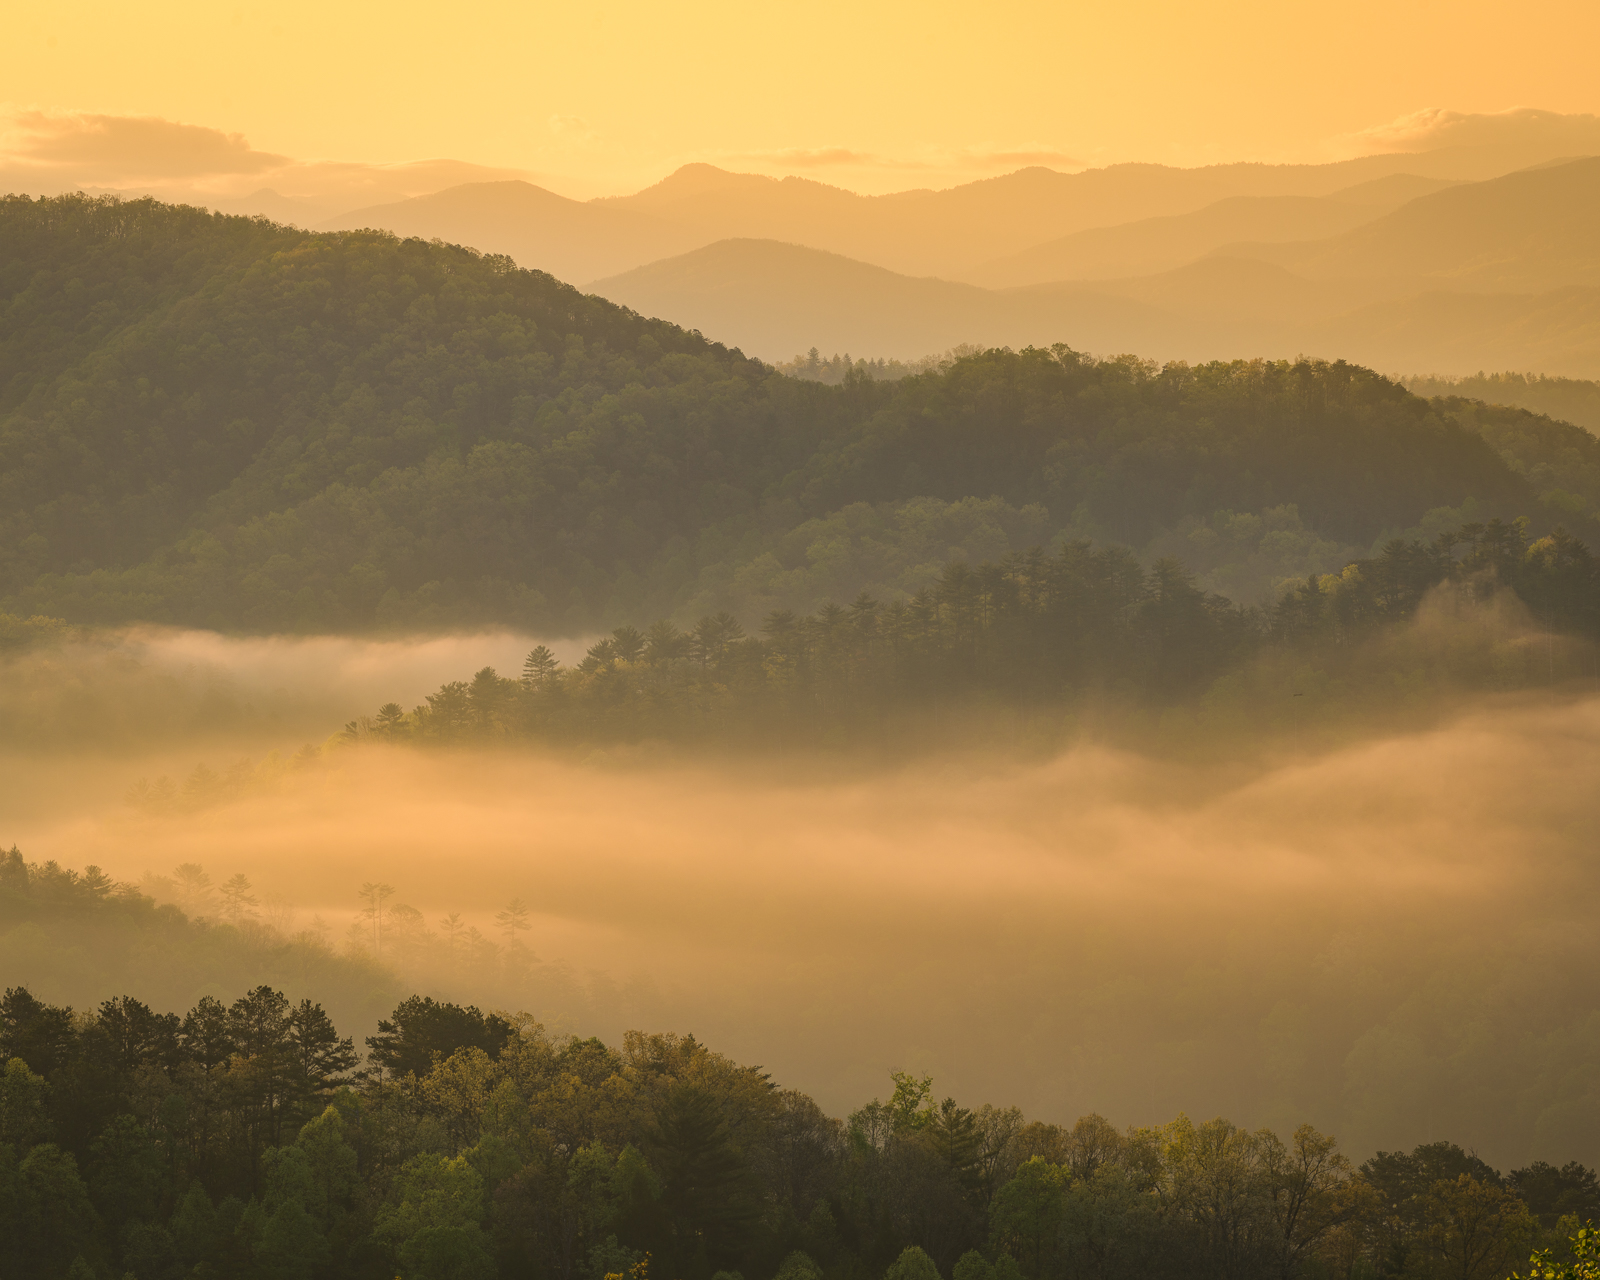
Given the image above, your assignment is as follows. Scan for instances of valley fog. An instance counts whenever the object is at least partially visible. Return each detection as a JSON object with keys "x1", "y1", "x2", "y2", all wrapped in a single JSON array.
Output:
[
  {"x1": 6, "y1": 628, "x2": 1600, "y2": 1171},
  {"x1": 0, "y1": 625, "x2": 597, "y2": 756}
]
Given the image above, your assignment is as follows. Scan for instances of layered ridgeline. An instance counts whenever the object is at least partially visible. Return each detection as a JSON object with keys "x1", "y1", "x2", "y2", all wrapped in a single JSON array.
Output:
[
  {"x1": 586, "y1": 159, "x2": 1600, "y2": 374},
  {"x1": 5, "y1": 193, "x2": 1600, "y2": 632}
]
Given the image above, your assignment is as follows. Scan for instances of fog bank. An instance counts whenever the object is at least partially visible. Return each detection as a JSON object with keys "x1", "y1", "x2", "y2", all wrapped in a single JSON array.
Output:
[{"x1": 6, "y1": 684, "x2": 1599, "y2": 1170}]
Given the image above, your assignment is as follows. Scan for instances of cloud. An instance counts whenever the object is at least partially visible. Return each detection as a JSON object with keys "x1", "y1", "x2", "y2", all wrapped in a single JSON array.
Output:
[
  {"x1": 1336, "y1": 106, "x2": 1600, "y2": 159},
  {"x1": 0, "y1": 110, "x2": 544, "y2": 220},
  {"x1": 2, "y1": 110, "x2": 291, "y2": 181},
  {"x1": 547, "y1": 114, "x2": 598, "y2": 145}
]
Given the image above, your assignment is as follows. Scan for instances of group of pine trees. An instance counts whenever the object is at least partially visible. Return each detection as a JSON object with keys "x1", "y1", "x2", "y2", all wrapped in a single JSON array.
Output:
[{"x1": 336, "y1": 517, "x2": 1600, "y2": 748}]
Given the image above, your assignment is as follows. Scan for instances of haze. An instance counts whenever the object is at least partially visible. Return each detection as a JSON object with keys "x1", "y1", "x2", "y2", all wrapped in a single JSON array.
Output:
[
  {"x1": 5, "y1": 608, "x2": 1600, "y2": 1172},
  {"x1": 5, "y1": 0, "x2": 1598, "y2": 196},
  {"x1": 6, "y1": 9, "x2": 1600, "y2": 1274}
]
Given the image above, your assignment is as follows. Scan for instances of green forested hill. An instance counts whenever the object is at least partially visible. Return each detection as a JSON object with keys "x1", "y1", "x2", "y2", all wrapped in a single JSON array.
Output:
[{"x1": 3, "y1": 193, "x2": 1598, "y2": 631}]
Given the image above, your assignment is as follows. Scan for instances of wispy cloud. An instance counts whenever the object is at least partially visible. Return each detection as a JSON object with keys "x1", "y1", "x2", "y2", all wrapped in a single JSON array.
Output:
[
  {"x1": 0, "y1": 109, "x2": 544, "y2": 219},
  {"x1": 2, "y1": 110, "x2": 291, "y2": 181},
  {"x1": 547, "y1": 114, "x2": 598, "y2": 147},
  {"x1": 1333, "y1": 106, "x2": 1600, "y2": 159}
]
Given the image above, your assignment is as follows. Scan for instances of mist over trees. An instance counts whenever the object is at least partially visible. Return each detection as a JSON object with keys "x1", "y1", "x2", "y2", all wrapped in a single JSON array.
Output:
[
  {"x1": 1402, "y1": 373, "x2": 1600, "y2": 434},
  {"x1": 312, "y1": 516, "x2": 1600, "y2": 750},
  {"x1": 774, "y1": 347, "x2": 984, "y2": 385},
  {"x1": 0, "y1": 847, "x2": 397, "y2": 1038}
]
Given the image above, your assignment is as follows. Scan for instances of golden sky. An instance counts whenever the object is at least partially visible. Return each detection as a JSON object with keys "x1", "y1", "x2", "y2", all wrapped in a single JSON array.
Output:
[{"x1": 5, "y1": 0, "x2": 1599, "y2": 196}]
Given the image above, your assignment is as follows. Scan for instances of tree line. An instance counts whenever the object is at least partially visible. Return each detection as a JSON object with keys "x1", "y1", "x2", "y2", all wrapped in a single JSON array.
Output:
[
  {"x1": 4, "y1": 980, "x2": 1598, "y2": 1280},
  {"x1": 337, "y1": 517, "x2": 1600, "y2": 748},
  {"x1": 773, "y1": 347, "x2": 983, "y2": 385}
]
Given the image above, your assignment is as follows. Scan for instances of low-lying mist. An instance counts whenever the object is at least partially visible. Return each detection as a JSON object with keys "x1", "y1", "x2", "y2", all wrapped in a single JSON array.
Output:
[
  {"x1": 0, "y1": 624, "x2": 596, "y2": 755},
  {"x1": 6, "y1": 612, "x2": 1600, "y2": 1173}
]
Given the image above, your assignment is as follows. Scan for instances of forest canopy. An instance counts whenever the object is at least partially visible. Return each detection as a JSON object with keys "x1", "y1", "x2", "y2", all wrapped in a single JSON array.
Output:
[
  {"x1": 4, "y1": 954, "x2": 1598, "y2": 1280},
  {"x1": 5, "y1": 193, "x2": 1600, "y2": 633}
]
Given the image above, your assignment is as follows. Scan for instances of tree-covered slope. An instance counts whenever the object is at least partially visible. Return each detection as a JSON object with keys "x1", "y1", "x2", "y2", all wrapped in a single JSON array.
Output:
[
  {"x1": 2, "y1": 193, "x2": 1595, "y2": 631},
  {"x1": 1404, "y1": 371, "x2": 1600, "y2": 433},
  {"x1": 0, "y1": 848, "x2": 397, "y2": 1037},
  {"x1": 0, "y1": 194, "x2": 839, "y2": 629}
]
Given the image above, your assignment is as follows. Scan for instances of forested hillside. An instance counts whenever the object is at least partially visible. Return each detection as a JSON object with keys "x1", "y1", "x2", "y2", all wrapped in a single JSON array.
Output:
[
  {"x1": 1404, "y1": 372, "x2": 1600, "y2": 433},
  {"x1": 5, "y1": 193, "x2": 1600, "y2": 632}
]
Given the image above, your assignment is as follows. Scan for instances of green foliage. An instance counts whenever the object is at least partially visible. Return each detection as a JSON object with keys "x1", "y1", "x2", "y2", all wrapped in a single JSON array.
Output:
[
  {"x1": 0, "y1": 612, "x2": 74, "y2": 652},
  {"x1": 87, "y1": 1113, "x2": 162, "y2": 1229},
  {"x1": 367, "y1": 995, "x2": 514, "y2": 1080},
  {"x1": 651, "y1": 1080, "x2": 760, "y2": 1274},
  {"x1": 294, "y1": 1104, "x2": 359, "y2": 1225},
  {"x1": 376, "y1": 1153, "x2": 498, "y2": 1280},
  {"x1": 380, "y1": 1151, "x2": 488, "y2": 1233},
  {"x1": 0, "y1": 193, "x2": 806, "y2": 631},
  {"x1": 885, "y1": 1245, "x2": 943, "y2": 1280},
  {"x1": 256, "y1": 1194, "x2": 330, "y2": 1280},
  {"x1": 989, "y1": 1159, "x2": 1069, "y2": 1280},
  {"x1": 952, "y1": 1250, "x2": 992, "y2": 1280},
  {"x1": 773, "y1": 1250, "x2": 823, "y2": 1280},
  {"x1": 0, "y1": 1057, "x2": 49, "y2": 1147},
  {"x1": 1512, "y1": 1165, "x2": 1600, "y2": 1230},
  {"x1": 1519, "y1": 1223, "x2": 1600, "y2": 1280},
  {"x1": 0, "y1": 1142, "x2": 100, "y2": 1279}
]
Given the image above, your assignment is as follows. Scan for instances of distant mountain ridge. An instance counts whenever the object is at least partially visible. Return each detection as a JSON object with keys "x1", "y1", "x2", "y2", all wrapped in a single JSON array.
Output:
[
  {"x1": 590, "y1": 158, "x2": 1600, "y2": 377},
  {"x1": 962, "y1": 177, "x2": 1462, "y2": 287},
  {"x1": 302, "y1": 136, "x2": 1600, "y2": 379},
  {"x1": 1224, "y1": 156, "x2": 1600, "y2": 292},
  {"x1": 323, "y1": 180, "x2": 706, "y2": 286},
  {"x1": 322, "y1": 145, "x2": 1559, "y2": 285}
]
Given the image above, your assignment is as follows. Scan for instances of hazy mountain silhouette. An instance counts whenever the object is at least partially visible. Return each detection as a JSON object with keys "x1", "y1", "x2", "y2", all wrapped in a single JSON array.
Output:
[
  {"x1": 1308, "y1": 287, "x2": 1600, "y2": 378},
  {"x1": 1226, "y1": 157, "x2": 1600, "y2": 292},
  {"x1": 586, "y1": 238, "x2": 1197, "y2": 360},
  {"x1": 963, "y1": 177, "x2": 1461, "y2": 287},
  {"x1": 591, "y1": 157, "x2": 1600, "y2": 375},
  {"x1": 321, "y1": 180, "x2": 703, "y2": 283},
  {"x1": 312, "y1": 144, "x2": 1600, "y2": 376},
  {"x1": 596, "y1": 154, "x2": 1533, "y2": 277},
  {"x1": 589, "y1": 239, "x2": 1405, "y2": 362},
  {"x1": 324, "y1": 149, "x2": 1542, "y2": 285}
]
